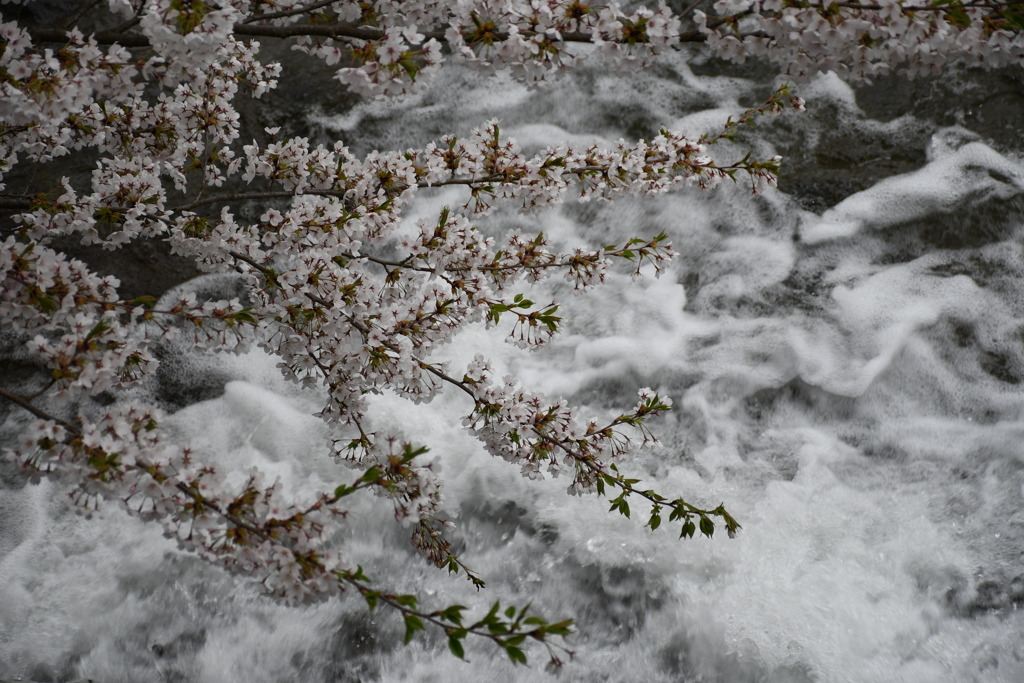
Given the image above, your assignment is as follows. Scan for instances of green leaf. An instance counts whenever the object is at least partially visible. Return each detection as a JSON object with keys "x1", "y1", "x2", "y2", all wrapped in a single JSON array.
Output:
[
  {"x1": 127, "y1": 295, "x2": 157, "y2": 308},
  {"x1": 946, "y1": 4, "x2": 970, "y2": 28},
  {"x1": 232, "y1": 309, "x2": 258, "y2": 325},
  {"x1": 505, "y1": 634, "x2": 526, "y2": 648},
  {"x1": 544, "y1": 619, "x2": 574, "y2": 636},
  {"x1": 487, "y1": 621, "x2": 509, "y2": 635},
  {"x1": 999, "y1": 8, "x2": 1024, "y2": 31},
  {"x1": 86, "y1": 319, "x2": 111, "y2": 340},
  {"x1": 484, "y1": 601, "x2": 501, "y2": 623},
  {"x1": 394, "y1": 594, "x2": 418, "y2": 609},
  {"x1": 403, "y1": 444, "x2": 430, "y2": 460},
  {"x1": 699, "y1": 516, "x2": 715, "y2": 537},
  {"x1": 608, "y1": 496, "x2": 631, "y2": 518},
  {"x1": 360, "y1": 466, "x2": 383, "y2": 483},
  {"x1": 439, "y1": 605, "x2": 466, "y2": 625},
  {"x1": 403, "y1": 614, "x2": 425, "y2": 644},
  {"x1": 506, "y1": 646, "x2": 528, "y2": 665},
  {"x1": 681, "y1": 520, "x2": 696, "y2": 538},
  {"x1": 448, "y1": 636, "x2": 465, "y2": 659}
]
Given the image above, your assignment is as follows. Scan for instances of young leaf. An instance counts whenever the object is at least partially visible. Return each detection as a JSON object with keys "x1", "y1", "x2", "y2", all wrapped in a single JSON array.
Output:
[
  {"x1": 699, "y1": 516, "x2": 715, "y2": 537},
  {"x1": 649, "y1": 511, "x2": 661, "y2": 531},
  {"x1": 448, "y1": 636, "x2": 465, "y2": 660},
  {"x1": 403, "y1": 614, "x2": 425, "y2": 644}
]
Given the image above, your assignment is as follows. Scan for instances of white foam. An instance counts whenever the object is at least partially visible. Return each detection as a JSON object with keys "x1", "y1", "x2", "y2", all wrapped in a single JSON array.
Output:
[
  {"x1": 799, "y1": 71, "x2": 859, "y2": 108},
  {"x1": 801, "y1": 133, "x2": 1024, "y2": 243}
]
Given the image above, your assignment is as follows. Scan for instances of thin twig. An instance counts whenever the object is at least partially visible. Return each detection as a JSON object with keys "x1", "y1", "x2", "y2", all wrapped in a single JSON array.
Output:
[
  {"x1": 0, "y1": 386, "x2": 54, "y2": 421},
  {"x1": 0, "y1": 384, "x2": 570, "y2": 660},
  {"x1": 58, "y1": 0, "x2": 104, "y2": 30},
  {"x1": 241, "y1": 0, "x2": 342, "y2": 24}
]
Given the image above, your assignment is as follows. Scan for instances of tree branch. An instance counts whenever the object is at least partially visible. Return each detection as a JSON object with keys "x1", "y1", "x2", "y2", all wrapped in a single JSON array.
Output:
[
  {"x1": 0, "y1": 386, "x2": 55, "y2": 421},
  {"x1": 0, "y1": 383, "x2": 572, "y2": 664},
  {"x1": 28, "y1": 27, "x2": 151, "y2": 46},
  {"x1": 241, "y1": 0, "x2": 340, "y2": 24},
  {"x1": 25, "y1": 21, "x2": 709, "y2": 47}
]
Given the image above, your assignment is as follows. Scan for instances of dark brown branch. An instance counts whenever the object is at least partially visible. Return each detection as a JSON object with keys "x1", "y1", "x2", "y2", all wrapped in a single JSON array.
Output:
[
  {"x1": 0, "y1": 386, "x2": 55, "y2": 421},
  {"x1": 26, "y1": 21, "x2": 710, "y2": 48},
  {"x1": 227, "y1": 249, "x2": 272, "y2": 274},
  {"x1": 173, "y1": 189, "x2": 347, "y2": 212},
  {"x1": 241, "y1": 0, "x2": 348, "y2": 24},
  {"x1": 3, "y1": 383, "x2": 507, "y2": 650},
  {"x1": 28, "y1": 27, "x2": 151, "y2": 46},
  {"x1": 334, "y1": 573, "x2": 573, "y2": 661},
  {"x1": 404, "y1": 360, "x2": 734, "y2": 531},
  {"x1": 25, "y1": 0, "x2": 1023, "y2": 47},
  {"x1": 234, "y1": 21, "x2": 404, "y2": 41},
  {"x1": 0, "y1": 196, "x2": 35, "y2": 210},
  {"x1": 832, "y1": 0, "x2": 1023, "y2": 8},
  {"x1": 103, "y1": 14, "x2": 143, "y2": 35},
  {"x1": 58, "y1": 0, "x2": 104, "y2": 30}
]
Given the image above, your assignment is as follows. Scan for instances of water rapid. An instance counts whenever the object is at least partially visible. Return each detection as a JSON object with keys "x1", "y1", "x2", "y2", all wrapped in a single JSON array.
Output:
[{"x1": 3, "y1": 51, "x2": 1024, "y2": 683}]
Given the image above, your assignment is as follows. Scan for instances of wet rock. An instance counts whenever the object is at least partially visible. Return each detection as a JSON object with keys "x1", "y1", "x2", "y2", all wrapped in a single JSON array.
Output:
[
  {"x1": 657, "y1": 630, "x2": 818, "y2": 682},
  {"x1": 743, "y1": 378, "x2": 859, "y2": 425},
  {"x1": 454, "y1": 498, "x2": 538, "y2": 551},
  {"x1": 569, "y1": 562, "x2": 667, "y2": 645},
  {"x1": 961, "y1": 575, "x2": 1024, "y2": 616},
  {"x1": 856, "y1": 67, "x2": 1024, "y2": 152},
  {"x1": 311, "y1": 612, "x2": 392, "y2": 683},
  {"x1": 47, "y1": 237, "x2": 204, "y2": 303},
  {"x1": 150, "y1": 629, "x2": 207, "y2": 660},
  {"x1": 980, "y1": 349, "x2": 1022, "y2": 385},
  {"x1": 150, "y1": 347, "x2": 232, "y2": 413},
  {"x1": 972, "y1": 580, "x2": 1009, "y2": 612}
]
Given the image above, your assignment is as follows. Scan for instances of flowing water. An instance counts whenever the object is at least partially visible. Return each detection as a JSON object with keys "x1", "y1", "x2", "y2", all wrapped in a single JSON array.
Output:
[{"x1": 3, "y1": 49, "x2": 1024, "y2": 682}]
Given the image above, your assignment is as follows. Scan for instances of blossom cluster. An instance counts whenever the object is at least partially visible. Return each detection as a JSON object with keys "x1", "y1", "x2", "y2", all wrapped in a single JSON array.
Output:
[
  {"x1": 462, "y1": 354, "x2": 658, "y2": 486},
  {"x1": 1, "y1": 237, "x2": 258, "y2": 398},
  {"x1": 288, "y1": 0, "x2": 683, "y2": 95},
  {"x1": 12, "y1": 403, "x2": 349, "y2": 602},
  {"x1": 697, "y1": 0, "x2": 1024, "y2": 81},
  {"x1": 1, "y1": 23, "x2": 277, "y2": 204}
]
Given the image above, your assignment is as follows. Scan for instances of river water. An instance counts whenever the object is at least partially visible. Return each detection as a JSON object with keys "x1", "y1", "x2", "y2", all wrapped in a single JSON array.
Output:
[{"x1": 2, "y1": 47, "x2": 1024, "y2": 683}]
